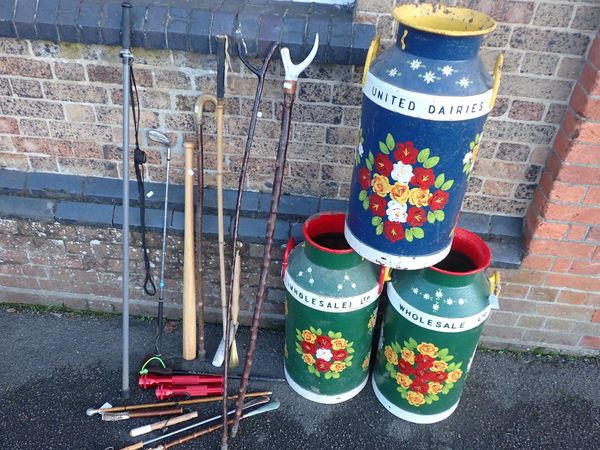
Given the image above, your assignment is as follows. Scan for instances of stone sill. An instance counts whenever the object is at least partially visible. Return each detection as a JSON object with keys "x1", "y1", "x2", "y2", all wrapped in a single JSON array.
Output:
[
  {"x1": 0, "y1": 0, "x2": 374, "y2": 65},
  {"x1": 0, "y1": 169, "x2": 523, "y2": 268}
]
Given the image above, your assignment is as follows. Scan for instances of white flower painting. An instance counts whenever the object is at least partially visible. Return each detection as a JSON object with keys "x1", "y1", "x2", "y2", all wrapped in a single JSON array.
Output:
[
  {"x1": 386, "y1": 200, "x2": 408, "y2": 223},
  {"x1": 391, "y1": 161, "x2": 414, "y2": 184}
]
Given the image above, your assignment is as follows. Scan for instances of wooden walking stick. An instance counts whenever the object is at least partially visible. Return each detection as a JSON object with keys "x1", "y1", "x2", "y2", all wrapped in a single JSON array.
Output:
[
  {"x1": 229, "y1": 35, "x2": 320, "y2": 441},
  {"x1": 194, "y1": 94, "x2": 217, "y2": 360},
  {"x1": 229, "y1": 242, "x2": 242, "y2": 368},
  {"x1": 212, "y1": 36, "x2": 228, "y2": 369},
  {"x1": 182, "y1": 141, "x2": 197, "y2": 360}
]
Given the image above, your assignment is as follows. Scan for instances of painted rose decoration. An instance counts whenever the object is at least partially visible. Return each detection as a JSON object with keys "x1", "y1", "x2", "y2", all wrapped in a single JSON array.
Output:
[
  {"x1": 296, "y1": 327, "x2": 355, "y2": 380},
  {"x1": 463, "y1": 133, "x2": 481, "y2": 176},
  {"x1": 383, "y1": 338, "x2": 462, "y2": 407},
  {"x1": 356, "y1": 132, "x2": 454, "y2": 243}
]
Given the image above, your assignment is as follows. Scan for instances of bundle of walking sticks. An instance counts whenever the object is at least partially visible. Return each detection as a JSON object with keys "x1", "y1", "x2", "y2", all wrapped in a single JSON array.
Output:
[{"x1": 114, "y1": 2, "x2": 320, "y2": 448}]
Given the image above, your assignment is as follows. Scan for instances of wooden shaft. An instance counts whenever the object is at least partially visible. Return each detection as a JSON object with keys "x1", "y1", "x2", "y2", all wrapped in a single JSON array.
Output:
[
  {"x1": 127, "y1": 407, "x2": 183, "y2": 418},
  {"x1": 195, "y1": 94, "x2": 217, "y2": 358},
  {"x1": 231, "y1": 247, "x2": 241, "y2": 328},
  {"x1": 163, "y1": 418, "x2": 232, "y2": 449},
  {"x1": 119, "y1": 442, "x2": 144, "y2": 450},
  {"x1": 129, "y1": 411, "x2": 199, "y2": 437},
  {"x1": 183, "y1": 141, "x2": 197, "y2": 360},
  {"x1": 95, "y1": 391, "x2": 272, "y2": 414},
  {"x1": 216, "y1": 101, "x2": 227, "y2": 336},
  {"x1": 232, "y1": 91, "x2": 295, "y2": 436}
]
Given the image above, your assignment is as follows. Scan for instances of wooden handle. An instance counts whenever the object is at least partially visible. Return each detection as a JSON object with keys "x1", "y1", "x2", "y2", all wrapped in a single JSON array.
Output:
[
  {"x1": 119, "y1": 442, "x2": 143, "y2": 450},
  {"x1": 216, "y1": 102, "x2": 227, "y2": 334},
  {"x1": 128, "y1": 407, "x2": 183, "y2": 419},
  {"x1": 183, "y1": 141, "x2": 197, "y2": 360},
  {"x1": 130, "y1": 411, "x2": 199, "y2": 437},
  {"x1": 232, "y1": 248, "x2": 241, "y2": 324}
]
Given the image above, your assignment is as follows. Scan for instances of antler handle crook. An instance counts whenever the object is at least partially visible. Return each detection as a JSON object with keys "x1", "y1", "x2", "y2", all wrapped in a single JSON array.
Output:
[{"x1": 281, "y1": 33, "x2": 319, "y2": 84}]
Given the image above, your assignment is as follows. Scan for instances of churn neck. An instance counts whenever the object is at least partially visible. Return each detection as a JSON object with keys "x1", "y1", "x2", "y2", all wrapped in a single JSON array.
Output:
[
  {"x1": 393, "y1": 4, "x2": 496, "y2": 61},
  {"x1": 423, "y1": 227, "x2": 491, "y2": 287},
  {"x1": 303, "y1": 212, "x2": 362, "y2": 270}
]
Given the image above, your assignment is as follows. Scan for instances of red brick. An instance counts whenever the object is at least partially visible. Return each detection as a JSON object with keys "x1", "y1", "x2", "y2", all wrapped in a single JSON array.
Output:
[
  {"x1": 543, "y1": 203, "x2": 600, "y2": 224},
  {"x1": 579, "y1": 63, "x2": 600, "y2": 96},
  {"x1": 538, "y1": 171, "x2": 554, "y2": 198},
  {"x1": 552, "y1": 256, "x2": 572, "y2": 273},
  {"x1": 499, "y1": 283, "x2": 529, "y2": 299},
  {"x1": 561, "y1": 109, "x2": 580, "y2": 139},
  {"x1": 536, "y1": 302, "x2": 595, "y2": 321},
  {"x1": 587, "y1": 226, "x2": 600, "y2": 241},
  {"x1": 577, "y1": 121, "x2": 600, "y2": 143},
  {"x1": 0, "y1": 117, "x2": 18, "y2": 134},
  {"x1": 592, "y1": 310, "x2": 600, "y2": 323},
  {"x1": 585, "y1": 187, "x2": 600, "y2": 205},
  {"x1": 482, "y1": 324, "x2": 524, "y2": 340},
  {"x1": 570, "y1": 83, "x2": 600, "y2": 120},
  {"x1": 567, "y1": 224, "x2": 588, "y2": 241},
  {"x1": 534, "y1": 221, "x2": 569, "y2": 239},
  {"x1": 587, "y1": 37, "x2": 600, "y2": 69},
  {"x1": 546, "y1": 273, "x2": 600, "y2": 292},
  {"x1": 552, "y1": 129, "x2": 570, "y2": 162},
  {"x1": 580, "y1": 335, "x2": 600, "y2": 350},
  {"x1": 547, "y1": 180, "x2": 588, "y2": 204},
  {"x1": 529, "y1": 239, "x2": 595, "y2": 259},
  {"x1": 557, "y1": 290, "x2": 587, "y2": 305},
  {"x1": 521, "y1": 254, "x2": 554, "y2": 271},
  {"x1": 557, "y1": 165, "x2": 600, "y2": 185},
  {"x1": 499, "y1": 298, "x2": 537, "y2": 314},
  {"x1": 527, "y1": 287, "x2": 559, "y2": 302},
  {"x1": 523, "y1": 329, "x2": 580, "y2": 346},
  {"x1": 563, "y1": 143, "x2": 600, "y2": 166},
  {"x1": 569, "y1": 259, "x2": 600, "y2": 276},
  {"x1": 502, "y1": 269, "x2": 547, "y2": 285}
]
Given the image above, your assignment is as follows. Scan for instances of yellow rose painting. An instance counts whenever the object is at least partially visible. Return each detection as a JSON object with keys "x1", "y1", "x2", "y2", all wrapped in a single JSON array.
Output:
[{"x1": 384, "y1": 345, "x2": 398, "y2": 365}]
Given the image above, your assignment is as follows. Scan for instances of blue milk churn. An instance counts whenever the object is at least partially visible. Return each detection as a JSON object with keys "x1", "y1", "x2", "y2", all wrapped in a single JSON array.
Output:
[{"x1": 345, "y1": 4, "x2": 502, "y2": 270}]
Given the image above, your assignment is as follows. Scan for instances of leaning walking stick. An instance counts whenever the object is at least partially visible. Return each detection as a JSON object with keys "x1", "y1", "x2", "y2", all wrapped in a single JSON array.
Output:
[
  {"x1": 119, "y1": 0, "x2": 133, "y2": 400},
  {"x1": 230, "y1": 34, "x2": 320, "y2": 440},
  {"x1": 194, "y1": 94, "x2": 217, "y2": 360},
  {"x1": 212, "y1": 36, "x2": 229, "y2": 368},
  {"x1": 146, "y1": 130, "x2": 172, "y2": 357},
  {"x1": 229, "y1": 242, "x2": 242, "y2": 368}
]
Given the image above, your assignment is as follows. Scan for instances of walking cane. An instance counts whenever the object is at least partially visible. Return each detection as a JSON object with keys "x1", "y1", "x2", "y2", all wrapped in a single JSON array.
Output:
[
  {"x1": 219, "y1": 39, "x2": 279, "y2": 449},
  {"x1": 229, "y1": 34, "x2": 320, "y2": 441},
  {"x1": 146, "y1": 131, "x2": 172, "y2": 357},
  {"x1": 120, "y1": 1, "x2": 133, "y2": 400},
  {"x1": 194, "y1": 94, "x2": 217, "y2": 360},
  {"x1": 212, "y1": 36, "x2": 229, "y2": 368}
]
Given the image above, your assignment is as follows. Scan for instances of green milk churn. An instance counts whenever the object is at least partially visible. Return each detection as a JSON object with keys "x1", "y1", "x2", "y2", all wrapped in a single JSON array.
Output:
[
  {"x1": 283, "y1": 212, "x2": 383, "y2": 403},
  {"x1": 372, "y1": 227, "x2": 495, "y2": 422}
]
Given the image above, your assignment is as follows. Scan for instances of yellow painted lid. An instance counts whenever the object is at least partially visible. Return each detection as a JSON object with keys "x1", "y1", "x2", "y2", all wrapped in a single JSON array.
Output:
[{"x1": 392, "y1": 4, "x2": 496, "y2": 37}]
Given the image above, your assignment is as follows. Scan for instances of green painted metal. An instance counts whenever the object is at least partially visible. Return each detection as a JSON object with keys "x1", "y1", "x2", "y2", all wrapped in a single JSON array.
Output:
[
  {"x1": 372, "y1": 228, "x2": 492, "y2": 422},
  {"x1": 283, "y1": 212, "x2": 381, "y2": 403}
]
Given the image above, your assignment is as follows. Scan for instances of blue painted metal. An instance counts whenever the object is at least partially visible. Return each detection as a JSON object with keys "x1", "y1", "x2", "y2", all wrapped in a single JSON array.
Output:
[{"x1": 345, "y1": 18, "x2": 496, "y2": 270}]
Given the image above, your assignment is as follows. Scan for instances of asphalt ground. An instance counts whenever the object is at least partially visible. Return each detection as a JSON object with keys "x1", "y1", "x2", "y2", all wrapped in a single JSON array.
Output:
[{"x1": 1, "y1": 304, "x2": 599, "y2": 450}]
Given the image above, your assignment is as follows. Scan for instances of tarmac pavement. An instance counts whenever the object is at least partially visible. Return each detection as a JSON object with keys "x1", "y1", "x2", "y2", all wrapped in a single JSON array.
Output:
[{"x1": 1, "y1": 304, "x2": 599, "y2": 450}]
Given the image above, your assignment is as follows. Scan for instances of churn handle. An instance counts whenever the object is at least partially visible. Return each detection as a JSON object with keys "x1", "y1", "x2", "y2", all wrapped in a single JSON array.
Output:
[
  {"x1": 377, "y1": 266, "x2": 392, "y2": 294},
  {"x1": 489, "y1": 53, "x2": 504, "y2": 109},
  {"x1": 281, "y1": 237, "x2": 296, "y2": 279},
  {"x1": 362, "y1": 35, "x2": 380, "y2": 86}
]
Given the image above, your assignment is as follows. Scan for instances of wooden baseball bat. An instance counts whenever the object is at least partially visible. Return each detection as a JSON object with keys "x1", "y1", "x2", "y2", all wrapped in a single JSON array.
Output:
[{"x1": 183, "y1": 141, "x2": 197, "y2": 361}]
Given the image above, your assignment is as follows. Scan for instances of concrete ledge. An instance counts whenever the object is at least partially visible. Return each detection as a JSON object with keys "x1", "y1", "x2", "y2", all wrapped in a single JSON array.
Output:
[{"x1": 0, "y1": 0, "x2": 374, "y2": 64}]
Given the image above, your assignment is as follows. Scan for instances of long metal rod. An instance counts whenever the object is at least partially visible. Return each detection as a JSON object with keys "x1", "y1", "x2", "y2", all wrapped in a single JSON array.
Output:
[
  {"x1": 156, "y1": 145, "x2": 171, "y2": 355},
  {"x1": 120, "y1": 1, "x2": 132, "y2": 400}
]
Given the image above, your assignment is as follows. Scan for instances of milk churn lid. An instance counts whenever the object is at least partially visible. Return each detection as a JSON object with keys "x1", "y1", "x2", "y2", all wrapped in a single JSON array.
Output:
[{"x1": 392, "y1": 4, "x2": 496, "y2": 37}]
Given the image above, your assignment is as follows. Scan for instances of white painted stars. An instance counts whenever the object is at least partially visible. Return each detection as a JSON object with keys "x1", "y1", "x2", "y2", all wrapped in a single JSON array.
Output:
[
  {"x1": 412, "y1": 287, "x2": 419, "y2": 294},
  {"x1": 337, "y1": 284, "x2": 343, "y2": 291},
  {"x1": 409, "y1": 59, "x2": 422, "y2": 70},
  {"x1": 309, "y1": 278, "x2": 315, "y2": 285},
  {"x1": 435, "y1": 289, "x2": 443, "y2": 299},
  {"x1": 351, "y1": 282, "x2": 357, "y2": 289},
  {"x1": 446, "y1": 298, "x2": 454, "y2": 305},
  {"x1": 432, "y1": 303, "x2": 440, "y2": 312},
  {"x1": 387, "y1": 67, "x2": 400, "y2": 77},
  {"x1": 441, "y1": 65, "x2": 454, "y2": 77},
  {"x1": 297, "y1": 271, "x2": 304, "y2": 277},
  {"x1": 457, "y1": 77, "x2": 471, "y2": 88},
  {"x1": 423, "y1": 293, "x2": 431, "y2": 300},
  {"x1": 458, "y1": 298, "x2": 465, "y2": 305},
  {"x1": 422, "y1": 71, "x2": 437, "y2": 84}
]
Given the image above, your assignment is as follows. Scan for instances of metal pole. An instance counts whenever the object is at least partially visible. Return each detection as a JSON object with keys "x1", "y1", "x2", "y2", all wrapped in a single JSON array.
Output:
[{"x1": 120, "y1": 1, "x2": 132, "y2": 400}]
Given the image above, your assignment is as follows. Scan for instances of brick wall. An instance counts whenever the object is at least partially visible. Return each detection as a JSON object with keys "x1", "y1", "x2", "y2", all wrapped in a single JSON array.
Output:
[
  {"x1": 481, "y1": 30, "x2": 600, "y2": 354},
  {"x1": 0, "y1": 1, "x2": 597, "y2": 216},
  {"x1": 0, "y1": 1, "x2": 599, "y2": 355}
]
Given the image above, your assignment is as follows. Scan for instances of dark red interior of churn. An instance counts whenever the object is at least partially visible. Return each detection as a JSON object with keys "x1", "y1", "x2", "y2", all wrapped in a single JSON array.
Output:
[
  {"x1": 304, "y1": 212, "x2": 353, "y2": 254},
  {"x1": 432, "y1": 227, "x2": 491, "y2": 275}
]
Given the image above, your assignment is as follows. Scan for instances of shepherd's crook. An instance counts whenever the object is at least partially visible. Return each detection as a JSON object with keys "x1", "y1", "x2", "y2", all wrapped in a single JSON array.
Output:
[{"x1": 229, "y1": 34, "x2": 319, "y2": 441}]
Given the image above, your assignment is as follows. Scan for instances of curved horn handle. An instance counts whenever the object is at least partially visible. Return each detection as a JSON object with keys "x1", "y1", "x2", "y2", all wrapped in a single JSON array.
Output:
[
  {"x1": 281, "y1": 33, "x2": 319, "y2": 82},
  {"x1": 195, "y1": 94, "x2": 217, "y2": 124}
]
